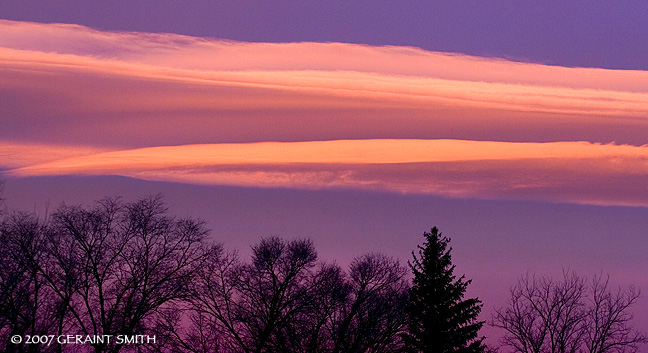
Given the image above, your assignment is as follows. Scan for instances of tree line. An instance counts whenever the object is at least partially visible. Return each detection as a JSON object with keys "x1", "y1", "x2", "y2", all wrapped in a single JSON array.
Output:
[{"x1": 0, "y1": 192, "x2": 645, "y2": 353}]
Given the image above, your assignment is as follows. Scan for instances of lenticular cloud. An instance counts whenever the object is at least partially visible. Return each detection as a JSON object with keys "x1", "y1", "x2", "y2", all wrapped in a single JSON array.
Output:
[{"x1": 2, "y1": 20, "x2": 648, "y2": 206}]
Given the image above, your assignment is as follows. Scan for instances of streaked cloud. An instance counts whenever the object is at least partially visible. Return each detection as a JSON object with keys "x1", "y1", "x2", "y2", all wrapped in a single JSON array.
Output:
[
  {"x1": 0, "y1": 142, "x2": 104, "y2": 169},
  {"x1": 2, "y1": 20, "x2": 648, "y2": 147},
  {"x1": 1, "y1": 20, "x2": 648, "y2": 206},
  {"x1": 6, "y1": 140, "x2": 648, "y2": 206}
]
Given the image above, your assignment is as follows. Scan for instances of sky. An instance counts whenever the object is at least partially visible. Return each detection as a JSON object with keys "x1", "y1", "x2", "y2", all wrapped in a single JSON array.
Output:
[{"x1": 1, "y1": 1, "x2": 648, "y2": 348}]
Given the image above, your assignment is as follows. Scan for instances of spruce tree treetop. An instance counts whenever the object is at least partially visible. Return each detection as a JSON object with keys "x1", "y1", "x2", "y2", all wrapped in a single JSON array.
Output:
[{"x1": 403, "y1": 227, "x2": 486, "y2": 353}]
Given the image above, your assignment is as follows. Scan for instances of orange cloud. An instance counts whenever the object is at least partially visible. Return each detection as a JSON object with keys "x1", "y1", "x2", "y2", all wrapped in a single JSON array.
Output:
[
  {"x1": 2, "y1": 20, "x2": 648, "y2": 148},
  {"x1": 0, "y1": 142, "x2": 105, "y2": 168},
  {"x1": 2, "y1": 20, "x2": 648, "y2": 207},
  {"x1": 1, "y1": 19, "x2": 647, "y2": 92},
  {"x1": 7, "y1": 140, "x2": 648, "y2": 207}
]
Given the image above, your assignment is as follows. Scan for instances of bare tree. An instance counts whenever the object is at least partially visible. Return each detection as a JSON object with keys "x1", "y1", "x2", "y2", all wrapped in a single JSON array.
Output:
[
  {"x1": 492, "y1": 271, "x2": 647, "y2": 353},
  {"x1": 0, "y1": 178, "x2": 5, "y2": 217},
  {"x1": 180, "y1": 237, "x2": 326, "y2": 353},
  {"x1": 584, "y1": 275, "x2": 646, "y2": 353},
  {"x1": 240, "y1": 237, "x2": 320, "y2": 353},
  {"x1": 154, "y1": 246, "x2": 235, "y2": 353},
  {"x1": 177, "y1": 240, "x2": 409, "y2": 353},
  {"x1": 0, "y1": 212, "x2": 63, "y2": 353},
  {"x1": 329, "y1": 253, "x2": 409, "y2": 353},
  {"x1": 36, "y1": 195, "x2": 216, "y2": 353}
]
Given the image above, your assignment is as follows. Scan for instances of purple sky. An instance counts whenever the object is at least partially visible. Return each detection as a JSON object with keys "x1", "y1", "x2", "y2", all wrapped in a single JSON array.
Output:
[
  {"x1": 2, "y1": 1, "x2": 648, "y2": 70},
  {"x1": 1, "y1": 1, "x2": 648, "y2": 349}
]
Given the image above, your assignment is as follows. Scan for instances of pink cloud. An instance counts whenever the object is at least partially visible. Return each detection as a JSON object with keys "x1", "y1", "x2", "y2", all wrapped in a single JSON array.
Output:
[
  {"x1": 6, "y1": 140, "x2": 648, "y2": 206},
  {"x1": 2, "y1": 43, "x2": 648, "y2": 148},
  {"x1": 1, "y1": 19, "x2": 647, "y2": 92},
  {"x1": 2, "y1": 20, "x2": 648, "y2": 207}
]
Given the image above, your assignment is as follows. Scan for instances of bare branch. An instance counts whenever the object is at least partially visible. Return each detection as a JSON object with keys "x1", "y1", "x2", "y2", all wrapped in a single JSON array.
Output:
[{"x1": 492, "y1": 271, "x2": 647, "y2": 353}]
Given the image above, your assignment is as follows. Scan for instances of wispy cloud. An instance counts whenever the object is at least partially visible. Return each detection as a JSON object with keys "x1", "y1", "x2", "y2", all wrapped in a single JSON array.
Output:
[
  {"x1": 3, "y1": 20, "x2": 648, "y2": 147},
  {"x1": 2, "y1": 20, "x2": 648, "y2": 206},
  {"x1": 0, "y1": 142, "x2": 104, "y2": 169},
  {"x1": 6, "y1": 140, "x2": 648, "y2": 206}
]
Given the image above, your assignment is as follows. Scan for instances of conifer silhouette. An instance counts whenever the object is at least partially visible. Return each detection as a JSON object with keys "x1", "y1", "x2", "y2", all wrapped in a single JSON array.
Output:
[{"x1": 403, "y1": 227, "x2": 486, "y2": 353}]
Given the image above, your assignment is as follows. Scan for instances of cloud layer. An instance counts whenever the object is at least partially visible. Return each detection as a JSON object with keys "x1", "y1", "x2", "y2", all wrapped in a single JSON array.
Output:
[
  {"x1": 5, "y1": 140, "x2": 648, "y2": 206},
  {"x1": 1, "y1": 20, "x2": 648, "y2": 206}
]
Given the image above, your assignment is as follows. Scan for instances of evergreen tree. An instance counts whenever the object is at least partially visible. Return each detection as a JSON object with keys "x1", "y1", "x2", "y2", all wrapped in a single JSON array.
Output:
[{"x1": 403, "y1": 227, "x2": 486, "y2": 353}]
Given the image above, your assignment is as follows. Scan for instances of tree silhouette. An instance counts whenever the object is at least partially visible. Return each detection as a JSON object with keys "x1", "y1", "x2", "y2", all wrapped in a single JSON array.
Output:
[
  {"x1": 402, "y1": 227, "x2": 486, "y2": 353},
  {"x1": 0, "y1": 178, "x2": 5, "y2": 217},
  {"x1": 32, "y1": 195, "x2": 215, "y2": 353},
  {"x1": 0, "y1": 212, "x2": 63, "y2": 353},
  {"x1": 170, "y1": 236, "x2": 329, "y2": 353},
  {"x1": 230, "y1": 237, "x2": 322, "y2": 353},
  {"x1": 330, "y1": 253, "x2": 409, "y2": 353},
  {"x1": 172, "y1": 239, "x2": 409, "y2": 353},
  {"x1": 492, "y1": 271, "x2": 647, "y2": 353},
  {"x1": 3, "y1": 190, "x2": 503, "y2": 353}
]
